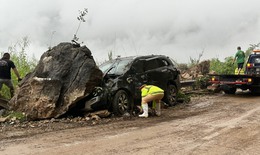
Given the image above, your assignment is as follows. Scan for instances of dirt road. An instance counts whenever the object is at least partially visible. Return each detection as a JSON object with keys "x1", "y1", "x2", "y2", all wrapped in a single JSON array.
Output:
[{"x1": 1, "y1": 91, "x2": 260, "y2": 155}]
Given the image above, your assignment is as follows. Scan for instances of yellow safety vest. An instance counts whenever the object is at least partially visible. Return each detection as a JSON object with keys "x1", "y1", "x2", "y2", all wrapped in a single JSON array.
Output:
[
  {"x1": 234, "y1": 68, "x2": 244, "y2": 75},
  {"x1": 141, "y1": 85, "x2": 164, "y2": 97}
]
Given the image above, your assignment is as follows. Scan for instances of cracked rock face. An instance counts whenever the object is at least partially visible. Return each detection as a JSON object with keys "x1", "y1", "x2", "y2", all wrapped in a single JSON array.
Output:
[{"x1": 9, "y1": 42, "x2": 103, "y2": 120}]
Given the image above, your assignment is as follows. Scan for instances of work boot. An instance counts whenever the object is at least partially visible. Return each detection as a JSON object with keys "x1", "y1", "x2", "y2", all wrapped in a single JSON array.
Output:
[
  {"x1": 139, "y1": 103, "x2": 148, "y2": 118},
  {"x1": 155, "y1": 102, "x2": 161, "y2": 116}
]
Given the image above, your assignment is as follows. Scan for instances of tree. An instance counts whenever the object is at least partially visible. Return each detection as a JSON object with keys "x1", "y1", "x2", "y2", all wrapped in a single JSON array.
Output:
[{"x1": 210, "y1": 57, "x2": 236, "y2": 74}]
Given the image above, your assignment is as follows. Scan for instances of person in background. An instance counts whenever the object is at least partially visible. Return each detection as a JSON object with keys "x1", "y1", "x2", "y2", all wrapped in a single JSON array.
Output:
[
  {"x1": 0, "y1": 53, "x2": 22, "y2": 97},
  {"x1": 139, "y1": 84, "x2": 164, "y2": 118},
  {"x1": 233, "y1": 46, "x2": 245, "y2": 75}
]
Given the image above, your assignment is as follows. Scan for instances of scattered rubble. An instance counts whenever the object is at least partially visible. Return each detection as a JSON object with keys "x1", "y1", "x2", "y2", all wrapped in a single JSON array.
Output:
[
  {"x1": 180, "y1": 60, "x2": 210, "y2": 80},
  {"x1": 207, "y1": 84, "x2": 221, "y2": 93}
]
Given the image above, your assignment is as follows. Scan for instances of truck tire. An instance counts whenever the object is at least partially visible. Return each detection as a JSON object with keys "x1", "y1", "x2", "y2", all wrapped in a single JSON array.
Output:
[
  {"x1": 249, "y1": 88, "x2": 260, "y2": 94},
  {"x1": 224, "y1": 88, "x2": 236, "y2": 94}
]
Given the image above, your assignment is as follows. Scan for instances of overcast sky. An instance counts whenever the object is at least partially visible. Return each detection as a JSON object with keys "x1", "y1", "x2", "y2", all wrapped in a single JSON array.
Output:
[{"x1": 0, "y1": 0, "x2": 260, "y2": 63}]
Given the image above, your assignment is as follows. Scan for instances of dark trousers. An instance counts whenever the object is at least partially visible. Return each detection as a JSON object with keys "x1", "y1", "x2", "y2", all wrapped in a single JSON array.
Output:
[{"x1": 0, "y1": 79, "x2": 14, "y2": 97}]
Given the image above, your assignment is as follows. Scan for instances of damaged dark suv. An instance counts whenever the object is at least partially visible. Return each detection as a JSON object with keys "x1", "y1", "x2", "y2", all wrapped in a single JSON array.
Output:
[{"x1": 84, "y1": 55, "x2": 181, "y2": 115}]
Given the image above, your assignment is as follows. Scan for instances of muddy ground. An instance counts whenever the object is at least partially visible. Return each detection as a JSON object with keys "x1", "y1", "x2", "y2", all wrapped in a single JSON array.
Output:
[{"x1": 1, "y1": 90, "x2": 260, "y2": 155}]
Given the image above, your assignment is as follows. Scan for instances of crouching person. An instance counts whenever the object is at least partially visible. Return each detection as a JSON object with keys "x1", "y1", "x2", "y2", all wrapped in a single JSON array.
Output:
[{"x1": 139, "y1": 84, "x2": 164, "y2": 118}]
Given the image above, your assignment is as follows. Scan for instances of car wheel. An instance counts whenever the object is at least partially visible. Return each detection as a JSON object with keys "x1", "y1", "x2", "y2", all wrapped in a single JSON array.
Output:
[
  {"x1": 112, "y1": 90, "x2": 131, "y2": 116},
  {"x1": 164, "y1": 84, "x2": 177, "y2": 106}
]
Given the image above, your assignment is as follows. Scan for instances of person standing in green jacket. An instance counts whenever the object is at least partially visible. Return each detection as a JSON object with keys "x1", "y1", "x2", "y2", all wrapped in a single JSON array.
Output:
[
  {"x1": 139, "y1": 84, "x2": 164, "y2": 118},
  {"x1": 233, "y1": 46, "x2": 245, "y2": 75}
]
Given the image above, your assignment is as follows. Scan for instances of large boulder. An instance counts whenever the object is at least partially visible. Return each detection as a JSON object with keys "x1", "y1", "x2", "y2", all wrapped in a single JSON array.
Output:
[{"x1": 9, "y1": 42, "x2": 103, "y2": 120}]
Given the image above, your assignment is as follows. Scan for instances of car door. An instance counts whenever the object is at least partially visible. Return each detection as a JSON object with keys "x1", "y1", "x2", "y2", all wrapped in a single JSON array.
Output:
[
  {"x1": 129, "y1": 59, "x2": 144, "y2": 95},
  {"x1": 143, "y1": 58, "x2": 169, "y2": 89}
]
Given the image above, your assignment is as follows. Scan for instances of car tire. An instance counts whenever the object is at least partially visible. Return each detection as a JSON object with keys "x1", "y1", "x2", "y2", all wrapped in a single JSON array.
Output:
[
  {"x1": 164, "y1": 84, "x2": 178, "y2": 106},
  {"x1": 112, "y1": 90, "x2": 131, "y2": 116}
]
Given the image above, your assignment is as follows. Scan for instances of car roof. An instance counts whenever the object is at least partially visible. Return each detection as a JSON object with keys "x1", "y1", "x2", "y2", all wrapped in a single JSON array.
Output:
[
  {"x1": 99, "y1": 55, "x2": 173, "y2": 67},
  {"x1": 114, "y1": 55, "x2": 169, "y2": 61}
]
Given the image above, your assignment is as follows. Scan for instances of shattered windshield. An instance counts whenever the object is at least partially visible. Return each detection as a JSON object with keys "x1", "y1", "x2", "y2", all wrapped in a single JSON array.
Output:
[
  {"x1": 99, "y1": 58, "x2": 133, "y2": 75},
  {"x1": 114, "y1": 59, "x2": 132, "y2": 74},
  {"x1": 99, "y1": 60, "x2": 116, "y2": 73}
]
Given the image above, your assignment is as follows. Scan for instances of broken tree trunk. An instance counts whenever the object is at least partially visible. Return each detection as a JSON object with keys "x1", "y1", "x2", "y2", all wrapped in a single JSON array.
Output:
[
  {"x1": 0, "y1": 98, "x2": 9, "y2": 110},
  {"x1": 9, "y1": 42, "x2": 103, "y2": 120}
]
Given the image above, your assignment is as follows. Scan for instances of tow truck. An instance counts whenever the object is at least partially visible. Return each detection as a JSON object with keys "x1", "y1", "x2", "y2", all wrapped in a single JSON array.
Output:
[{"x1": 209, "y1": 49, "x2": 260, "y2": 94}]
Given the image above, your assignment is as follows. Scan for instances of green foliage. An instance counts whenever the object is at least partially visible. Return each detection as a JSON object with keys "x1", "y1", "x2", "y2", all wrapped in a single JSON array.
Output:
[
  {"x1": 1, "y1": 37, "x2": 38, "y2": 99},
  {"x1": 210, "y1": 57, "x2": 236, "y2": 74},
  {"x1": 176, "y1": 91, "x2": 191, "y2": 103},
  {"x1": 4, "y1": 111, "x2": 26, "y2": 121},
  {"x1": 193, "y1": 76, "x2": 211, "y2": 89}
]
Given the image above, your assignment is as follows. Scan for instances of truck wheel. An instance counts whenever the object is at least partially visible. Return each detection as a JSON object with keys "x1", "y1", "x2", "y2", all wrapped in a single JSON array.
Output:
[
  {"x1": 164, "y1": 84, "x2": 178, "y2": 106},
  {"x1": 224, "y1": 88, "x2": 236, "y2": 94},
  {"x1": 112, "y1": 90, "x2": 131, "y2": 116},
  {"x1": 249, "y1": 88, "x2": 260, "y2": 94}
]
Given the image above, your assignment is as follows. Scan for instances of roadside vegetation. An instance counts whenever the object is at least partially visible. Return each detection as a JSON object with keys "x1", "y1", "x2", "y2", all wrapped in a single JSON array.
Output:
[{"x1": 0, "y1": 37, "x2": 37, "y2": 99}]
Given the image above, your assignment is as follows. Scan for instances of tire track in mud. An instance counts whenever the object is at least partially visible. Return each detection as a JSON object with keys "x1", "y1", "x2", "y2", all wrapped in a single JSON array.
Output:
[
  {"x1": 1, "y1": 93, "x2": 260, "y2": 155},
  {"x1": 182, "y1": 94, "x2": 260, "y2": 154},
  {"x1": 201, "y1": 102, "x2": 260, "y2": 140}
]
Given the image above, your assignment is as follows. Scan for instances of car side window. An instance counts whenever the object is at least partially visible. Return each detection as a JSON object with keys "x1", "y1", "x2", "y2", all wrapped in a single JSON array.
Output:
[
  {"x1": 132, "y1": 60, "x2": 144, "y2": 73},
  {"x1": 157, "y1": 59, "x2": 169, "y2": 67},
  {"x1": 144, "y1": 59, "x2": 159, "y2": 71}
]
